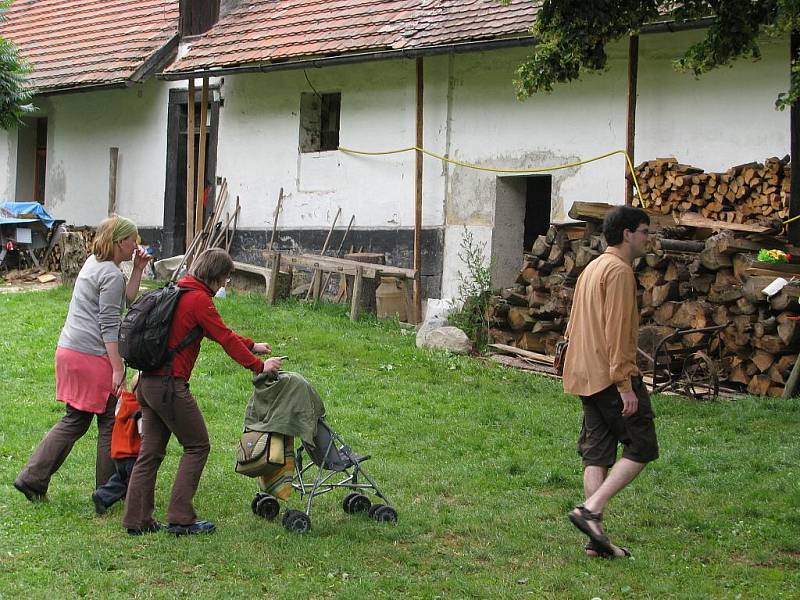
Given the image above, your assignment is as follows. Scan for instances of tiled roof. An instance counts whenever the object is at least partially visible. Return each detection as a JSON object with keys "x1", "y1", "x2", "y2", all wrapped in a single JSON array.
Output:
[
  {"x1": 165, "y1": 0, "x2": 540, "y2": 75},
  {"x1": 0, "y1": 0, "x2": 179, "y2": 93}
]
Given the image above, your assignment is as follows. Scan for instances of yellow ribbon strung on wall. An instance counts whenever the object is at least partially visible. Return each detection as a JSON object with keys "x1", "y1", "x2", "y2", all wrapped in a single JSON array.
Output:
[{"x1": 338, "y1": 145, "x2": 647, "y2": 209}]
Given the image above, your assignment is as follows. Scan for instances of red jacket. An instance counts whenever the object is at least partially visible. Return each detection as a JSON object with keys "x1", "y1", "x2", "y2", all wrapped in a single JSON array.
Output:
[
  {"x1": 151, "y1": 275, "x2": 264, "y2": 380},
  {"x1": 111, "y1": 391, "x2": 141, "y2": 459}
]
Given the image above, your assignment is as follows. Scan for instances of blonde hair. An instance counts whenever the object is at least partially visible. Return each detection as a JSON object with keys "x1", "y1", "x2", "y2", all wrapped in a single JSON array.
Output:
[
  {"x1": 189, "y1": 248, "x2": 234, "y2": 287},
  {"x1": 93, "y1": 215, "x2": 138, "y2": 261}
]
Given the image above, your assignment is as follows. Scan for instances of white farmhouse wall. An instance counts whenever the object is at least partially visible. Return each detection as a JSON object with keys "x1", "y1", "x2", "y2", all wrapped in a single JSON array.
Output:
[
  {"x1": 35, "y1": 80, "x2": 173, "y2": 227},
  {"x1": 437, "y1": 33, "x2": 790, "y2": 297},
  {"x1": 0, "y1": 128, "x2": 16, "y2": 201},
  {"x1": 216, "y1": 59, "x2": 447, "y2": 236},
  {"x1": 636, "y1": 30, "x2": 789, "y2": 170}
]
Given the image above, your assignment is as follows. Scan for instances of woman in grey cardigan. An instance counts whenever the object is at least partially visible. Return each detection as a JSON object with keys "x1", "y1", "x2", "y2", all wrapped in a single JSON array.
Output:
[{"x1": 14, "y1": 215, "x2": 151, "y2": 502}]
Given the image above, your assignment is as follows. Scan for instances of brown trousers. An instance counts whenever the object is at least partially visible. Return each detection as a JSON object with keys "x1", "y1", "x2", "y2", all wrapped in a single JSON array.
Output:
[
  {"x1": 17, "y1": 396, "x2": 116, "y2": 494},
  {"x1": 122, "y1": 376, "x2": 210, "y2": 529}
]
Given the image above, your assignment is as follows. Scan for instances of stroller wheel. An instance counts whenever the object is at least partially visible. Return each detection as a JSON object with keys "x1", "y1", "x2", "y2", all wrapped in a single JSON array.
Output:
[
  {"x1": 372, "y1": 505, "x2": 398, "y2": 523},
  {"x1": 255, "y1": 495, "x2": 280, "y2": 520},
  {"x1": 251, "y1": 492, "x2": 270, "y2": 515},
  {"x1": 342, "y1": 492, "x2": 360, "y2": 514},
  {"x1": 343, "y1": 492, "x2": 370, "y2": 514},
  {"x1": 368, "y1": 503, "x2": 384, "y2": 519},
  {"x1": 283, "y1": 509, "x2": 311, "y2": 533},
  {"x1": 344, "y1": 493, "x2": 371, "y2": 514}
]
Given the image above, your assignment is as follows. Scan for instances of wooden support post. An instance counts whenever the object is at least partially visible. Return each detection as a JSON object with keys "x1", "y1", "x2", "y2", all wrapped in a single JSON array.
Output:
[
  {"x1": 108, "y1": 147, "x2": 118, "y2": 216},
  {"x1": 625, "y1": 34, "x2": 639, "y2": 206},
  {"x1": 350, "y1": 266, "x2": 363, "y2": 321},
  {"x1": 790, "y1": 31, "x2": 800, "y2": 243},
  {"x1": 270, "y1": 187, "x2": 284, "y2": 251},
  {"x1": 305, "y1": 207, "x2": 341, "y2": 300},
  {"x1": 320, "y1": 214, "x2": 355, "y2": 293},
  {"x1": 195, "y1": 78, "x2": 209, "y2": 238},
  {"x1": 414, "y1": 56, "x2": 424, "y2": 323},
  {"x1": 185, "y1": 78, "x2": 196, "y2": 250},
  {"x1": 402, "y1": 277, "x2": 414, "y2": 324},
  {"x1": 267, "y1": 252, "x2": 280, "y2": 305}
]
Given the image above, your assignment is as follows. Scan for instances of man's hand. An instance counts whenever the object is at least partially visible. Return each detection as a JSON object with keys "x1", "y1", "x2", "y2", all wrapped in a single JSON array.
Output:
[
  {"x1": 262, "y1": 357, "x2": 283, "y2": 375},
  {"x1": 252, "y1": 342, "x2": 272, "y2": 354},
  {"x1": 620, "y1": 390, "x2": 639, "y2": 417}
]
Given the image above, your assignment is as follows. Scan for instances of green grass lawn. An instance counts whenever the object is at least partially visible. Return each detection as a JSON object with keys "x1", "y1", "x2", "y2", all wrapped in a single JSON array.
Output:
[{"x1": 0, "y1": 288, "x2": 798, "y2": 599}]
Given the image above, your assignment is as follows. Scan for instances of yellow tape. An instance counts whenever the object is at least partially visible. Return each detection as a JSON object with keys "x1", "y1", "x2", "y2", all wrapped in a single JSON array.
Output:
[{"x1": 338, "y1": 145, "x2": 647, "y2": 209}]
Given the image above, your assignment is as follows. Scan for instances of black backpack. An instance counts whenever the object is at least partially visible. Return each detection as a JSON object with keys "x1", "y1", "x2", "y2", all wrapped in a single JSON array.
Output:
[{"x1": 119, "y1": 282, "x2": 201, "y2": 372}]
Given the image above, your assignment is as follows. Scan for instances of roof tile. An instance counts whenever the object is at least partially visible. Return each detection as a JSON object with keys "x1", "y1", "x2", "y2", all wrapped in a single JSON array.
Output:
[
  {"x1": 165, "y1": 0, "x2": 539, "y2": 74},
  {"x1": 1, "y1": 0, "x2": 178, "y2": 92}
]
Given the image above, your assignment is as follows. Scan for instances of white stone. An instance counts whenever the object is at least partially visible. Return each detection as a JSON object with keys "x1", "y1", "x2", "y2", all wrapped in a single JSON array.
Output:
[{"x1": 417, "y1": 325, "x2": 472, "y2": 355}]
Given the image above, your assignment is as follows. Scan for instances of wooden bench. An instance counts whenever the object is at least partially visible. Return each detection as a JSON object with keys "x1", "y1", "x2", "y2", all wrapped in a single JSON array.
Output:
[{"x1": 265, "y1": 252, "x2": 417, "y2": 321}]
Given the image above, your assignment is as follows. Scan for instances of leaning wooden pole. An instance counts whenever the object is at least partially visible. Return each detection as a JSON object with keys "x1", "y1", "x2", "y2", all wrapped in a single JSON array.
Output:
[
  {"x1": 185, "y1": 78, "x2": 196, "y2": 250},
  {"x1": 108, "y1": 147, "x2": 119, "y2": 216},
  {"x1": 625, "y1": 34, "x2": 639, "y2": 206},
  {"x1": 414, "y1": 56, "x2": 424, "y2": 323},
  {"x1": 194, "y1": 78, "x2": 209, "y2": 238},
  {"x1": 789, "y1": 31, "x2": 800, "y2": 243}
]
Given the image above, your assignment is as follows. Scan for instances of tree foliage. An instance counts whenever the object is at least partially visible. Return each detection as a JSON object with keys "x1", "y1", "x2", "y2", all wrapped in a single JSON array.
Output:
[
  {"x1": 510, "y1": 0, "x2": 800, "y2": 110},
  {"x1": 0, "y1": 0, "x2": 33, "y2": 129}
]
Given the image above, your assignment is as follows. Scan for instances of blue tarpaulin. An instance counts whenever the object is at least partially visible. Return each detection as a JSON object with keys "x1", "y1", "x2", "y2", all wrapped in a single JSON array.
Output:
[{"x1": 0, "y1": 202, "x2": 57, "y2": 228}]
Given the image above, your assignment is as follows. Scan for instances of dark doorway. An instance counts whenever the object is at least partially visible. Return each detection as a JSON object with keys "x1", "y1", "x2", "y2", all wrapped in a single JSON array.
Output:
[
  {"x1": 34, "y1": 118, "x2": 47, "y2": 204},
  {"x1": 523, "y1": 174, "x2": 552, "y2": 251},
  {"x1": 162, "y1": 88, "x2": 219, "y2": 258},
  {"x1": 15, "y1": 117, "x2": 47, "y2": 203},
  {"x1": 493, "y1": 174, "x2": 553, "y2": 288}
]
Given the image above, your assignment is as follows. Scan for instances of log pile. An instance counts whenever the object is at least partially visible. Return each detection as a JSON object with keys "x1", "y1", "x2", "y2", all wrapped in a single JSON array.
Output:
[
  {"x1": 488, "y1": 200, "x2": 800, "y2": 397},
  {"x1": 632, "y1": 156, "x2": 790, "y2": 227}
]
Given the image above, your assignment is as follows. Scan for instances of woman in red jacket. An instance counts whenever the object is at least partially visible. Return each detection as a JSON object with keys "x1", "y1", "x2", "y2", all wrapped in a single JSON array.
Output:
[{"x1": 122, "y1": 248, "x2": 282, "y2": 536}]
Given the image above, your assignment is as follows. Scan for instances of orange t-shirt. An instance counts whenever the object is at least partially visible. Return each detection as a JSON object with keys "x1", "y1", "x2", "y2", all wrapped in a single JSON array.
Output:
[{"x1": 111, "y1": 391, "x2": 142, "y2": 459}]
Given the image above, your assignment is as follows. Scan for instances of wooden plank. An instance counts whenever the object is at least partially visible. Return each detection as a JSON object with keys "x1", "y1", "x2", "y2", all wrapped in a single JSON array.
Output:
[
  {"x1": 488, "y1": 343, "x2": 556, "y2": 366},
  {"x1": 185, "y1": 78, "x2": 196, "y2": 249},
  {"x1": 266, "y1": 252, "x2": 280, "y2": 305},
  {"x1": 676, "y1": 212, "x2": 775, "y2": 233},
  {"x1": 280, "y1": 254, "x2": 416, "y2": 280},
  {"x1": 306, "y1": 207, "x2": 341, "y2": 301},
  {"x1": 350, "y1": 266, "x2": 363, "y2": 321},
  {"x1": 194, "y1": 78, "x2": 209, "y2": 238},
  {"x1": 108, "y1": 147, "x2": 118, "y2": 216}
]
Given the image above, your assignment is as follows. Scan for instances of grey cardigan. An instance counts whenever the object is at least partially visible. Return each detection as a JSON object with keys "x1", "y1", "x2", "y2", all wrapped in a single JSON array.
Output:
[{"x1": 57, "y1": 255, "x2": 126, "y2": 356}]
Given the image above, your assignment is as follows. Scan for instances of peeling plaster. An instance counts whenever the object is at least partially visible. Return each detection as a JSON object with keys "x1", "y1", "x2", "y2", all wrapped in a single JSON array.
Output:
[
  {"x1": 47, "y1": 160, "x2": 66, "y2": 211},
  {"x1": 445, "y1": 150, "x2": 580, "y2": 226}
]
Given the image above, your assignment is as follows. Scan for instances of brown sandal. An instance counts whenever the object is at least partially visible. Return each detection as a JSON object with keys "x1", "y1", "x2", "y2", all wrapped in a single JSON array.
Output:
[
  {"x1": 584, "y1": 540, "x2": 632, "y2": 559},
  {"x1": 568, "y1": 505, "x2": 614, "y2": 556}
]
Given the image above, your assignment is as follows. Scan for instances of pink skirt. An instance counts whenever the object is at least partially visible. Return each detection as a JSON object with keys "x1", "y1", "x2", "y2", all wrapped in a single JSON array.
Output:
[{"x1": 55, "y1": 346, "x2": 114, "y2": 414}]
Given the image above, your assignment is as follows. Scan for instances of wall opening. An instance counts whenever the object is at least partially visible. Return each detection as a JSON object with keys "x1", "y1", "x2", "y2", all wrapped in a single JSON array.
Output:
[
  {"x1": 162, "y1": 88, "x2": 220, "y2": 257},
  {"x1": 299, "y1": 91, "x2": 341, "y2": 153},
  {"x1": 15, "y1": 117, "x2": 47, "y2": 204},
  {"x1": 492, "y1": 174, "x2": 552, "y2": 288},
  {"x1": 179, "y1": 0, "x2": 220, "y2": 36}
]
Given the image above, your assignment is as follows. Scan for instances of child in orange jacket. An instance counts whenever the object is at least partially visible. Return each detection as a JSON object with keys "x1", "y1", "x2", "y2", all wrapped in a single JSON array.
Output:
[{"x1": 92, "y1": 380, "x2": 141, "y2": 514}]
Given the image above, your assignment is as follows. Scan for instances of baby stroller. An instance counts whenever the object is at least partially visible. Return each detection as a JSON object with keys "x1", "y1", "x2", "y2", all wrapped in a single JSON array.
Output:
[{"x1": 249, "y1": 419, "x2": 397, "y2": 533}]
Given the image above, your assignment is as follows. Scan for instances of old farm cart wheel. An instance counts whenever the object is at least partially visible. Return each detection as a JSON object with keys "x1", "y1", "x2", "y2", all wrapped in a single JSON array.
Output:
[{"x1": 681, "y1": 351, "x2": 719, "y2": 400}]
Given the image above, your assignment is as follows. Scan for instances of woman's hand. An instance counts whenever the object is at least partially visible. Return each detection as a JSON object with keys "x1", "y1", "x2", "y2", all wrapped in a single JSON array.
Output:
[
  {"x1": 252, "y1": 342, "x2": 272, "y2": 354},
  {"x1": 262, "y1": 357, "x2": 283, "y2": 375},
  {"x1": 132, "y1": 246, "x2": 153, "y2": 271},
  {"x1": 112, "y1": 367, "x2": 127, "y2": 396}
]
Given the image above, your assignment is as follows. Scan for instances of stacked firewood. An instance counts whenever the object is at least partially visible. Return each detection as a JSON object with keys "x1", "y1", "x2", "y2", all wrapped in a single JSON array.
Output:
[
  {"x1": 488, "y1": 201, "x2": 800, "y2": 397},
  {"x1": 632, "y1": 156, "x2": 790, "y2": 226}
]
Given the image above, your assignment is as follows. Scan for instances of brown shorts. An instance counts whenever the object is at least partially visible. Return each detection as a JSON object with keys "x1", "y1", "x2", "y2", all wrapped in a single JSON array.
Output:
[{"x1": 577, "y1": 377, "x2": 659, "y2": 467}]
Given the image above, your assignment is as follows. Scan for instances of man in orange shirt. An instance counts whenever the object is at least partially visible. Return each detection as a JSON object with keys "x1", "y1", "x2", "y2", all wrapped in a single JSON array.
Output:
[{"x1": 562, "y1": 205, "x2": 658, "y2": 558}]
